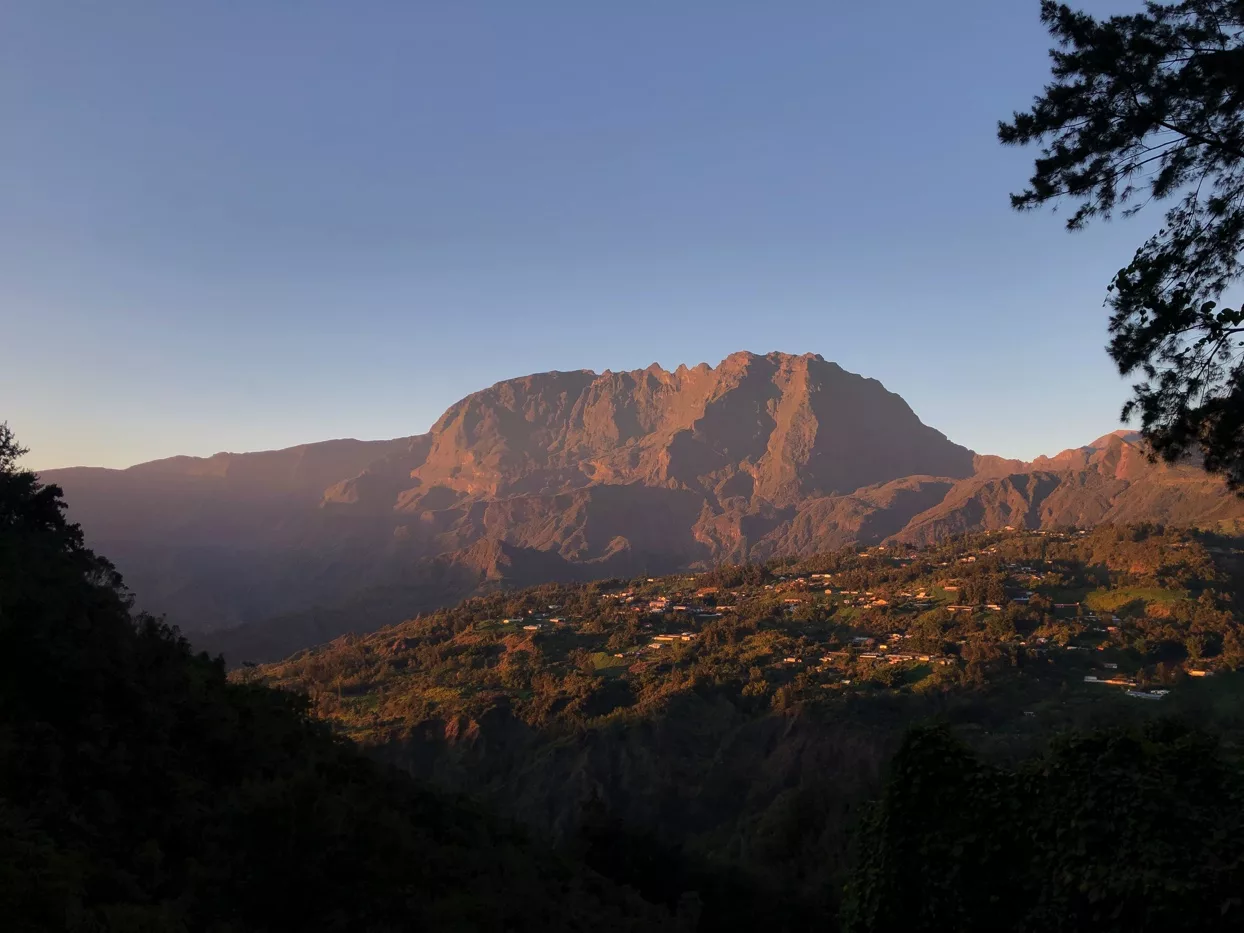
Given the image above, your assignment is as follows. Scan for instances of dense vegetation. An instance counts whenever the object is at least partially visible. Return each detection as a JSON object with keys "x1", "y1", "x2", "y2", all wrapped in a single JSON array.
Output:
[
  {"x1": 257, "y1": 524, "x2": 1244, "y2": 740},
  {"x1": 253, "y1": 521, "x2": 1244, "y2": 927},
  {"x1": 844, "y1": 722, "x2": 1244, "y2": 932},
  {"x1": 0, "y1": 424, "x2": 674, "y2": 931}
]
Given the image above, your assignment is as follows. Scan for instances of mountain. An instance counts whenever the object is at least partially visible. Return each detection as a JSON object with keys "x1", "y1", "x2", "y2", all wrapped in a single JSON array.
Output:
[
  {"x1": 39, "y1": 351, "x2": 1244, "y2": 662},
  {"x1": 892, "y1": 431, "x2": 1244, "y2": 545},
  {"x1": 40, "y1": 436, "x2": 426, "y2": 633}
]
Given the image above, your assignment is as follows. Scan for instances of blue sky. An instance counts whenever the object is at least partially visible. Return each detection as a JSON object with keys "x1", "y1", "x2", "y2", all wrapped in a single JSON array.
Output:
[{"x1": 4, "y1": 1, "x2": 1146, "y2": 470}]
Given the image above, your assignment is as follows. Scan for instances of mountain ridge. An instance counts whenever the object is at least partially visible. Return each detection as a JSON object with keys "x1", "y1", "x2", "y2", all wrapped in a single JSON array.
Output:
[{"x1": 38, "y1": 351, "x2": 1244, "y2": 661}]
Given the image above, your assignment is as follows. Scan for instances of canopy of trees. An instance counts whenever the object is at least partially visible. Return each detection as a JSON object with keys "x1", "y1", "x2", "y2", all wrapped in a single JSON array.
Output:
[
  {"x1": 843, "y1": 721, "x2": 1244, "y2": 932},
  {"x1": 1001, "y1": 1, "x2": 1244, "y2": 487}
]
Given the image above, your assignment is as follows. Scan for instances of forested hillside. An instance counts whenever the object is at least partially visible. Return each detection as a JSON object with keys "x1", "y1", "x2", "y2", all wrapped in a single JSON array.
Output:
[
  {"x1": 252, "y1": 523, "x2": 1244, "y2": 926},
  {"x1": 0, "y1": 425, "x2": 674, "y2": 931}
]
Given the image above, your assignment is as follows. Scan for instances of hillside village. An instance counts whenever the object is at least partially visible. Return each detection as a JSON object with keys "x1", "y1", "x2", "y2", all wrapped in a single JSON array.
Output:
[{"x1": 252, "y1": 524, "x2": 1244, "y2": 742}]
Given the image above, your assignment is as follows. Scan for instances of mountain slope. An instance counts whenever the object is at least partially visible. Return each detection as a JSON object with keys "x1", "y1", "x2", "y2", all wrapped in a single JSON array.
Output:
[
  {"x1": 894, "y1": 433, "x2": 1243, "y2": 544},
  {"x1": 38, "y1": 352, "x2": 1244, "y2": 662}
]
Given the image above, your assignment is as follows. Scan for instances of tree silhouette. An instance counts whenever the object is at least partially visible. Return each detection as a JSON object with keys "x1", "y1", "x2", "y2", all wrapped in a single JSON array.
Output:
[
  {"x1": 1001, "y1": 2, "x2": 1244, "y2": 487},
  {"x1": 843, "y1": 721, "x2": 1244, "y2": 932}
]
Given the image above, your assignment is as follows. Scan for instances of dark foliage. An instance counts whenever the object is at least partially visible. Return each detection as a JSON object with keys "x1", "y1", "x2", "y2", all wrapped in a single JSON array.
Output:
[
  {"x1": 0, "y1": 422, "x2": 671, "y2": 931},
  {"x1": 843, "y1": 720, "x2": 1244, "y2": 932},
  {"x1": 573, "y1": 798, "x2": 823, "y2": 931},
  {"x1": 1001, "y1": 1, "x2": 1244, "y2": 487}
]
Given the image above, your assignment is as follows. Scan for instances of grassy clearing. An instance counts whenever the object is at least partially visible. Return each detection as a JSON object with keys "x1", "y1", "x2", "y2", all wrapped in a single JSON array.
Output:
[
  {"x1": 590, "y1": 651, "x2": 629, "y2": 672},
  {"x1": 1085, "y1": 587, "x2": 1185, "y2": 613}
]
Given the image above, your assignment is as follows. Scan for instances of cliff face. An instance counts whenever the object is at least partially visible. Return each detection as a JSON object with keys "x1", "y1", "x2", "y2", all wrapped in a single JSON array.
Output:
[
  {"x1": 340, "y1": 351, "x2": 974, "y2": 509},
  {"x1": 40, "y1": 353, "x2": 1244, "y2": 662}
]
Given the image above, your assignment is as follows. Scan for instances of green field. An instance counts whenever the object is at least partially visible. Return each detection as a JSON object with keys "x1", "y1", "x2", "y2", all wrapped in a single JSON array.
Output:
[
  {"x1": 1085, "y1": 586, "x2": 1186, "y2": 613},
  {"x1": 589, "y1": 651, "x2": 630, "y2": 672}
]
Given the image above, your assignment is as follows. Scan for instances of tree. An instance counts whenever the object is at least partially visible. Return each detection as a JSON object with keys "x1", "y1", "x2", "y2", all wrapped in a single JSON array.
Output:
[
  {"x1": 0, "y1": 422, "x2": 24, "y2": 472},
  {"x1": 1000, "y1": 2, "x2": 1244, "y2": 487},
  {"x1": 843, "y1": 722, "x2": 1244, "y2": 932}
]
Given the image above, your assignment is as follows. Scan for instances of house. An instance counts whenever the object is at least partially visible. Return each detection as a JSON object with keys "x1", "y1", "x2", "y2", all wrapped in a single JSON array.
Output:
[
  {"x1": 1188, "y1": 669, "x2": 1214, "y2": 678},
  {"x1": 522, "y1": 624, "x2": 543, "y2": 632},
  {"x1": 1126, "y1": 690, "x2": 1165, "y2": 701}
]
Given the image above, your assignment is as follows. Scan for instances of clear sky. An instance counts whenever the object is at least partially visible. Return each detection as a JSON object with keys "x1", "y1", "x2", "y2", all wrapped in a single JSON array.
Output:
[{"x1": 4, "y1": 1, "x2": 1147, "y2": 470}]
